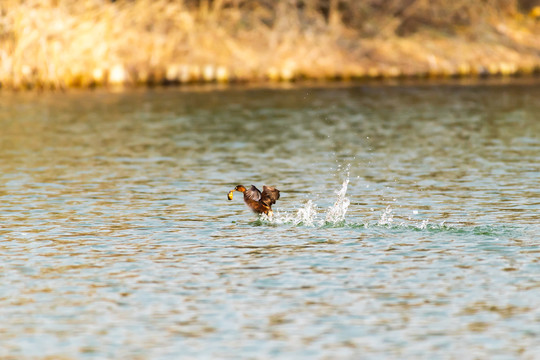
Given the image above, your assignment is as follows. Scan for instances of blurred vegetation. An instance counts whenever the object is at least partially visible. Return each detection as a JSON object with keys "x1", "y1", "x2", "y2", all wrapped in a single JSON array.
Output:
[{"x1": 1, "y1": 0, "x2": 539, "y2": 89}]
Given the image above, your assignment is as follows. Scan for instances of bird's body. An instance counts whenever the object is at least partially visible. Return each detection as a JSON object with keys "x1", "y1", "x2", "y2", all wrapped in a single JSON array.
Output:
[{"x1": 228, "y1": 185, "x2": 280, "y2": 216}]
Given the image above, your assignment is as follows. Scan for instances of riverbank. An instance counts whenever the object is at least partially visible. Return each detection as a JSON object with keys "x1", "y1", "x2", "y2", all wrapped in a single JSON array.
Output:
[{"x1": 1, "y1": 0, "x2": 539, "y2": 90}]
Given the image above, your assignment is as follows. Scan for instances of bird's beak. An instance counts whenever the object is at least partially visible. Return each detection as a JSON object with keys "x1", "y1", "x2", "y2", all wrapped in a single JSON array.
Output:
[{"x1": 227, "y1": 190, "x2": 234, "y2": 200}]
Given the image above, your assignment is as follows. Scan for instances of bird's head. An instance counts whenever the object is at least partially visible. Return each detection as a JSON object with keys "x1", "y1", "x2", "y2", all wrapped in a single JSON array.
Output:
[
  {"x1": 228, "y1": 184, "x2": 246, "y2": 201},
  {"x1": 234, "y1": 185, "x2": 246, "y2": 192}
]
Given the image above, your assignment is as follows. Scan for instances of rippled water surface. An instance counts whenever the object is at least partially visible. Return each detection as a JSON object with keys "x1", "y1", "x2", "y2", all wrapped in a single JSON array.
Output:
[{"x1": 1, "y1": 81, "x2": 539, "y2": 358}]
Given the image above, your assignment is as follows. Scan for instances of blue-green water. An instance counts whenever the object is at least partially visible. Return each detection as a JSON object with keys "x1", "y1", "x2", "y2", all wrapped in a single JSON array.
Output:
[{"x1": 0, "y1": 81, "x2": 539, "y2": 358}]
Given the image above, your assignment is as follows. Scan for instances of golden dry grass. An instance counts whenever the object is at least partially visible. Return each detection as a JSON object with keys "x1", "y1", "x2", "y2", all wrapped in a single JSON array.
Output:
[{"x1": 0, "y1": 0, "x2": 539, "y2": 89}]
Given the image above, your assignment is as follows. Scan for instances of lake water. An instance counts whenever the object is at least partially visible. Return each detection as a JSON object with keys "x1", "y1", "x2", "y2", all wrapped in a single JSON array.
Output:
[{"x1": 0, "y1": 80, "x2": 539, "y2": 359}]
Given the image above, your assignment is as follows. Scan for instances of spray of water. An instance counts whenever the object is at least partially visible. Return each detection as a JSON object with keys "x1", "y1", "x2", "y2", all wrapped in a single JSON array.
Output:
[
  {"x1": 378, "y1": 205, "x2": 394, "y2": 226},
  {"x1": 267, "y1": 165, "x2": 352, "y2": 227},
  {"x1": 295, "y1": 199, "x2": 319, "y2": 226},
  {"x1": 261, "y1": 164, "x2": 452, "y2": 231},
  {"x1": 325, "y1": 178, "x2": 350, "y2": 224}
]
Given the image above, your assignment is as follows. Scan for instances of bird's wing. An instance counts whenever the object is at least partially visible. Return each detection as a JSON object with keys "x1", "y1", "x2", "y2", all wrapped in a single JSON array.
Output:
[
  {"x1": 245, "y1": 185, "x2": 262, "y2": 202},
  {"x1": 261, "y1": 186, "x2": 280, "y2": 206}
]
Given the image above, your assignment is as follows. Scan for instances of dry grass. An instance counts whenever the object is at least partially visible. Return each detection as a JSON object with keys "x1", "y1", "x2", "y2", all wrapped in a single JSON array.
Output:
[{"x1": 0, "y1": 0, "x2": 539, "y2": 89}]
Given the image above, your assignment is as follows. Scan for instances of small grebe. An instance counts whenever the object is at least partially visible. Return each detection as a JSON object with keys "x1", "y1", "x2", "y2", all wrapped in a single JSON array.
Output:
[{"x1": 228, "y1": 185, "x2": 280, "y2": 216}]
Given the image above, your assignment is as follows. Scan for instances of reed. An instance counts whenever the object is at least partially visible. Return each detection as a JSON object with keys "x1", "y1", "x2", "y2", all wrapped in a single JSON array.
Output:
[{"x1": 0, "y1": 0, "x2": 539, "y2": 89}]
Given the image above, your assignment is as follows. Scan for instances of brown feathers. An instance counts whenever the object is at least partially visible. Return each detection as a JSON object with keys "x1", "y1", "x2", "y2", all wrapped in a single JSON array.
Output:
[{"x1": 229, "y1": 184, "x2": 280, "y2": 216}]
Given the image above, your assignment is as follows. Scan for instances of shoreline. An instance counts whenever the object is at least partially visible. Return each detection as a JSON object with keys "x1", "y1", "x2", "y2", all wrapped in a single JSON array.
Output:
[{"x1": 3, "y1": 76, "x2": 540, "y2": 95}]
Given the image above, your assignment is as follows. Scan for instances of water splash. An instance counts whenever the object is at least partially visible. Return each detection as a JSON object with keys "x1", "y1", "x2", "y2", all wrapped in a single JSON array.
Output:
[
  {"x1": 325, "y1": 178, "x2": 350, "y2": 224},
  {"x1": 294, "y1": 199, "x2": 319, "y2": 226},
  {"x1": 258, "y1": 164, "x2": 482, "y2": 234},
  {"x1": 268, "y1": 165, "x2": 351, "y2": 227},
  {"x1": 259, "y1": 181, "x2": 513, "y2": 237},
  {"x1": 418, "y1": 219, "x2": 429, "y2": 230},
  {"x1": 377, "y1": 205, "x2": 394, "y2": 226}
]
